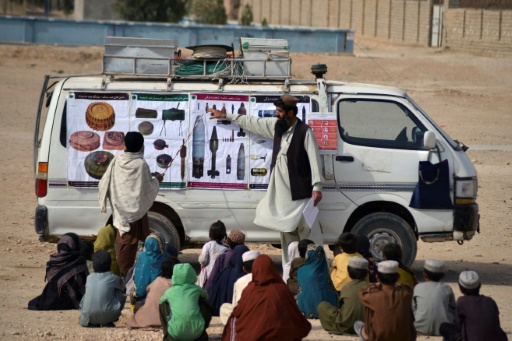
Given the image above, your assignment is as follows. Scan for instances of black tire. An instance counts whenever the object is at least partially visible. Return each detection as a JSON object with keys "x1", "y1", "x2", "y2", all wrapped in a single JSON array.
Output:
[
  {"x1": 148, "y1": 211, "x2": 181, "y2": 251},
  {"x1": 351, "y1": 212, "x2": 417, "y2": 267}
]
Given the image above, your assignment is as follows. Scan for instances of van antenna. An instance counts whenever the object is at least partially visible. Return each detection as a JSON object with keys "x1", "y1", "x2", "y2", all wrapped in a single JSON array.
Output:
[{"x1": 352, "y1": 40, "x2": 399, "y2": 88}]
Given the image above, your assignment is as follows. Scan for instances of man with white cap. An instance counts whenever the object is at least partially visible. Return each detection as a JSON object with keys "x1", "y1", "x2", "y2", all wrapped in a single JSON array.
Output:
[
  {"x1": 317, "y1": 257, "x2": 369, "y2": 335},
  {"x1": 208, "y1": 95, "x2": 324, "y2": 272},
  {"x1": 354, "y1": 260, "x2": 416, "y2": 341},
  {"x1": 413, "y1": 259, "x2": 456, "y2": 337},
  {"x1": 454, "y1": 270, "x2": 507, "y2": 341},
  {"x1": 219, "y1": 250, "x2": 260, "y2": 325}
]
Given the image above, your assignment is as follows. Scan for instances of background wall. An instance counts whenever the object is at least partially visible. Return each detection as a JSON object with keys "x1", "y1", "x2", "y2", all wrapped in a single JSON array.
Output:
[
  {"x1": 444, "y1": 8, "x2": 512, "y2": 54},
  {"x1": 241, "y1": 0, "x2": 434, "y2": 46}
]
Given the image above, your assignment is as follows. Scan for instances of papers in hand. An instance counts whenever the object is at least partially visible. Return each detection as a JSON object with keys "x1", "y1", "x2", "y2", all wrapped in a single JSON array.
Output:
[{"x1": 303, "y1": 197, "x2": 319, "y2": 229}]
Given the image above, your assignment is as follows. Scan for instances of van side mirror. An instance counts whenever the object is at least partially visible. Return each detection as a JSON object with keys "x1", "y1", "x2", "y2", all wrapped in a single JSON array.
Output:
[{"x1": 423, "y1": 131, "x2": 436, "y2": 149}]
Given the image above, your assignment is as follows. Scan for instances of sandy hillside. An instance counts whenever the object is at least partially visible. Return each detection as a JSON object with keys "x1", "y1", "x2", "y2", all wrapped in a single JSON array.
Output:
[{"x1": 0, "y1": 37, "x2": 511, "y2": 340}]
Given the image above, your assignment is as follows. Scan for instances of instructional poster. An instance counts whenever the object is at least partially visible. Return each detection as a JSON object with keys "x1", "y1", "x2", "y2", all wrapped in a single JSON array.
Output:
[
  {"x1": 188, "y1": 93, "x2": 250, "y2": 190},
  {"x1": 308, "y1": 112, "x2": 338, "y2": 154},
  {"x1": 131, "y1": 93, "x2": 189, "y2": 189},
  {"x1": 248, "y1": 95, "x2": 311, "y2": 189},
  {"x1": 67, "y1": 92, "x2": 130, "y2": 187}
]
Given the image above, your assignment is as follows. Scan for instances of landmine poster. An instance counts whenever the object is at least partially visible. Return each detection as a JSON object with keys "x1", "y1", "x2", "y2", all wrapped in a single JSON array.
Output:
[
  {"x1": 308, "y1": 112, "x2": 338, "y2": 154},
  {"x1": 248, "y1": 95, "x2": 311, "y2": 189},
  {"x1": 131, "y1": 93, "x2": 189, "y2": 189},
  {"x1": 188, "y1": 93, "x2": 250, "y2": 189},
  {"x1": 67, "y1": 92, "x2": 130, "y2": 187}
]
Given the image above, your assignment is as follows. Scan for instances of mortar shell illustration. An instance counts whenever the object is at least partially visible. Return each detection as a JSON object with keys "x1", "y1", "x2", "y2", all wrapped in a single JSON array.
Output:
[
  {"x1": 237, "y1": 143, "x2": 245, "y2": 180},
  {"x1": 207, "y1": 126, "x2": 220, "y2": 179}
]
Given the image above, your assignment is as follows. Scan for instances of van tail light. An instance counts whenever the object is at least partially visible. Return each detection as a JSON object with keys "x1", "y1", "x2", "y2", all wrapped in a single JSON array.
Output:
[{"x1": 36, "y1": 162, "x2": 48, "y2": 197}]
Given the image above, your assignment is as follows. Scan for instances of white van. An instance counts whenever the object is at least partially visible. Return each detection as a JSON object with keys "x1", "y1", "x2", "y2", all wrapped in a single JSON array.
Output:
[{"x1": 34, "y1": 38, "x2": 479, "y2": 266}]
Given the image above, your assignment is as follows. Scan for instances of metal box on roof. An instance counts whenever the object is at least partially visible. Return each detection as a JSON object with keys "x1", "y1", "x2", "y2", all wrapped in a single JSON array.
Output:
[
  {"x1": 240, "y1": 37, "x2": 291, "y2": 78},
  {"x1": 103, "y1": 37, "x2": 177, "y2": 76}
]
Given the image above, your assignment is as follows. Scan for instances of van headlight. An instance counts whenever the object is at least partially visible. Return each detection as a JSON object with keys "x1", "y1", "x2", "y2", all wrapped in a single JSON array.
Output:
[{"x1": 455, "y1": 177, "x2": 478, "y2": 204}]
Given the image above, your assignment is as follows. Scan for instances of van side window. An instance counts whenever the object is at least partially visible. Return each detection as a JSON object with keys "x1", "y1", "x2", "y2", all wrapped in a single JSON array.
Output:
[
  {"x1": 337, "y1": 99, "x2": 427, "y2": 150},
  {"x1": 59, "y1": 102, "x2": 67, "y2": 147},
  {"x1": 311, "y1": 99, "x2": 319, "y2": 112}
]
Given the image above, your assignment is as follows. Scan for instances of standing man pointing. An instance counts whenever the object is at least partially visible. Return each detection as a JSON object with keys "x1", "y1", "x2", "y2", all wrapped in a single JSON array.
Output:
[{"x1": 208, "y1": 94, "x2": 324, "y2": 269}]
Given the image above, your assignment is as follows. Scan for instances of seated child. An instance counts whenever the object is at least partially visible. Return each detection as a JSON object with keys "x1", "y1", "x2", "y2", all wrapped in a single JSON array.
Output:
[
  {"x1": 94, "y1": 223, "x2": 120, "y2": 275},
  {"x1": 297, "y1": 245, "x2": 338, "y2": 319},
  {"x1": 413, "y1": 259, "x2": 456, "y2": 336},
  {"x1": 454, "y1": 271, "x2": 507, "y2": 341},
  {"x1": 196, "y1": 220, "x2": 228, "y2": 288},
  {"x1": 80, "y1": 240, "x2": 95, "y2": 274},
  {"x1": 354, "y1": 260, "x2": 416, "y2": 341},
  {"x1": 79, "y1": 250, "x2": 126, "y2": 327},
  {"x1": 287, "y1": 239, "x2": 314, "y2": 296},
  {"x1": 355, "y1": 234, "x2": 377, "y2": 283},
  {"x1": 126, "y1": 257, "x2": 179, "y2": 329},
  {"x1": 28, "y1": 233, "x2": 89, "y2": 310},
  {"x1": 318, "y1": 257, "x2": 369, "y2": 335},
  {"x1": 205, "y1": 228, "x2": 245, "y2": 292},
  {"x1": 219, "y1": 250, "x2": 260, "y2": 325},
  {"x1": 330, "y1": 232, "x2": 362, "y2": 292},
  {"x1": 382, "y1": 243, "x2": 418, "y2": 287},
  {"x1": 160, "y1": 263, "x2": 210, "y2": 341}
]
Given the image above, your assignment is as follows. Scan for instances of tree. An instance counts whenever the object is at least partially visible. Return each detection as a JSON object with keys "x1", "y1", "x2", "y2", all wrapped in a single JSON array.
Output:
[
  {"x1": 114, "y1": 0, "x2": 187, "y2": 23},
  {"x1": 261, "y1": 18, "x2": 268, "y2": 27},
  {"x1": 239, "y1": 3, "x2": 253, "y2": 26},
  {"x1": 191, "y1": 0, "x2": 227, "y2": 25}
]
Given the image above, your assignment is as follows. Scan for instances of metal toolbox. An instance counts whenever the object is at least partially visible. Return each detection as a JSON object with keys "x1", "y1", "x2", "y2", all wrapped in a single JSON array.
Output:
[
  {"x1": 240, "y1": 37, "x2": 291, "y2": 78},
  {"x1": 103, "y1": 37, "x2": 177, "y2": 76}
]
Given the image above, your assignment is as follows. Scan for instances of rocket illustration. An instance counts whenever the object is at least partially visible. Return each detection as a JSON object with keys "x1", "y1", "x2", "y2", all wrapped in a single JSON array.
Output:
[
  {"x1": 192, "y1": 115, "x2": 205, "y2": 179},
  {"x1": 217, "y1": 103, "x2": 230, "y2": 125},
  {"x1": 237, "y1": 103, "x2": 247, "y2": 137},
  {"x1": 207, "y1": 126, "x2": 220, "y2": 179},
  {"x1": 180, "y1": 139, "x2": 187, "y2": 180},
  {"x1": 237, "y1": 143, "x2": 245, "y2": 180},
  {"x1": 302, "y1": 105, "x2": 306, "y2": 122}
]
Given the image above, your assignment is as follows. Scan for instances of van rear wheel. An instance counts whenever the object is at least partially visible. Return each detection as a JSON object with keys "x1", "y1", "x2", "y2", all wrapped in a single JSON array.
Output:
[
  {"x1": 351, "y1": 212, "x2": 417, "y2": 267},
  {"x1": 148, "y1": 211, "x2": 180, "y2": 251}
]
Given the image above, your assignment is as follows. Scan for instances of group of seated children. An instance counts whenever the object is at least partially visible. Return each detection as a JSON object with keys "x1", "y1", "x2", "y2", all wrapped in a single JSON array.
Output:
[{"x1": 27, "y1": 227, "x2": 507, "y2": 341}]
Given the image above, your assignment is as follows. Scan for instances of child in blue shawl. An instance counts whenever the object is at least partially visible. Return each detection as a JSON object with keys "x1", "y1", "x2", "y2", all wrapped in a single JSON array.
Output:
[
  {"x1": 297, "y1": 245, "x2": 338, "y2": 319},
  {"x1": 133, "y1": 233, "x2": 165, "y2": 300}
]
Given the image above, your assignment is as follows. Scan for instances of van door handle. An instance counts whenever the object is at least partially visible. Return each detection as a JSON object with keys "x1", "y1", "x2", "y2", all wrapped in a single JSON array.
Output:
[{"x1": 336, "y1": 155, "x2": 354, "y2": 162}]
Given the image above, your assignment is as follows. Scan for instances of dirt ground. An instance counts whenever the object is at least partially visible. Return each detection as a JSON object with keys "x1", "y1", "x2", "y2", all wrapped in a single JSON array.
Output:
[{"x1": 0, "y1": 37, "x2": 511, "y2": 340}]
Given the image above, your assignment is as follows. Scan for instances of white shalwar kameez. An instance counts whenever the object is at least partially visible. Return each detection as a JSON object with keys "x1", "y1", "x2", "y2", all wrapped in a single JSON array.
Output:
[{"x1": 226, "y1": 113, "x2": 324, "y2": 267}]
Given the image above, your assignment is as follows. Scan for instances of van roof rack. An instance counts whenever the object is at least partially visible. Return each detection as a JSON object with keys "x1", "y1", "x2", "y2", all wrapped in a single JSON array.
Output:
[{"x1": 101, "y1": 36, "x2": 292, "y2": 85}]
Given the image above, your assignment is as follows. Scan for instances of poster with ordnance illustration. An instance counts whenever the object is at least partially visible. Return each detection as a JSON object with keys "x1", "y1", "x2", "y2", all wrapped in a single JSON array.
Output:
[
  {"x1": 248, "y1": 95, "x2": 311, "y2": 189},
  {"x1": 188, "y1": 93, "x2": 250, "y2": 190},
  {"x1": 308, "y1": 112, "x2": 338, "y2": 154},
  {"x1": 131, "y1": 93, "x2": 189, "y2": 189},
  {"x1": 66, "y1": 92, "x2": 130, "y2": 187}
]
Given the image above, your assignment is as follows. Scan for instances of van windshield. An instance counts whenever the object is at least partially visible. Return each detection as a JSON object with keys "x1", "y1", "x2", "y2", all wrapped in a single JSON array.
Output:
[{"x1": 405, "y1": 94, "x2": 459, "y2": 150}]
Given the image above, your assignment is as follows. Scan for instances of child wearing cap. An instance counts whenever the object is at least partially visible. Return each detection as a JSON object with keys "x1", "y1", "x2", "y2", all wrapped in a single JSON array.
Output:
[
  {"x1": 413, "y1": 259, "x2": 456, "y2": 336},
  {"x1": 204, "y1": 228, "x2": 246, "y2": 292},
  {"x1": 354, "y1": 260, "x2": 416, "y2": 341},
  {"x1": 317, "y1": 257, "x2": 369, "y2": 335},
  {"x1": 219, "y1": 250, "x2": 260, "y2": 325},
  {"x1": 79, "y1": 250, "x2": 126, "y2": 327},
  {"x1": 454, "y1": 270, "x2": 507, "y2": 341},
  {"x1": 330, "y1": 233, "x2": 362, "y2": 292}
]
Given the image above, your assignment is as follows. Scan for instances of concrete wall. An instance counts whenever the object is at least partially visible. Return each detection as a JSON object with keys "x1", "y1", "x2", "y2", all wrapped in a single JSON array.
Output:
[
  {"x1": 0, "y1": 15, "x2": 354, "y2": 53},
  {"x1": 241, "y1": 0, "x2": 434, "y2": 46},
  {"x1": 444, "y1": 8, "x2": 512, "y2": 54}
]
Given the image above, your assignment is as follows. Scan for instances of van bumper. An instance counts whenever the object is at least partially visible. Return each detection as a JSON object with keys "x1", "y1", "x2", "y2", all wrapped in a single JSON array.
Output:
[
  {"x1": 35, "y1": 205, "x2": 48, "y2": 238},
  {"x1": 453, "y1": 203, "x2": 479, "y2": 240}
]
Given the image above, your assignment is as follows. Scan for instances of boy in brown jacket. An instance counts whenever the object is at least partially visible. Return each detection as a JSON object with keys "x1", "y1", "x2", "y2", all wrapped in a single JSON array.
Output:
[{"x1": 354, "y1": 260, "x2": 416, "y2": 341}]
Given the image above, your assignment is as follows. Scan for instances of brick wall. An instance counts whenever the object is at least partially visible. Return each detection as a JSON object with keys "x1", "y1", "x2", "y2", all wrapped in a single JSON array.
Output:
[
  {"x1": 241, "y1": 0, "x2": 433, "y2": 46},
  {"x1": 444, "y1": 9, "x2": 512, "y2": 54}
]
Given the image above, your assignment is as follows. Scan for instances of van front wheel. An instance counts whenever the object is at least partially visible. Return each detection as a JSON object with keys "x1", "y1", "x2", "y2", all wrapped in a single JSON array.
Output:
[
  {"x1": 351, "y1": 212, "x2": 417, "y2": 267},
  {"x1": 148, "y1": 211, "x2": 181, "y2": 251}
]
